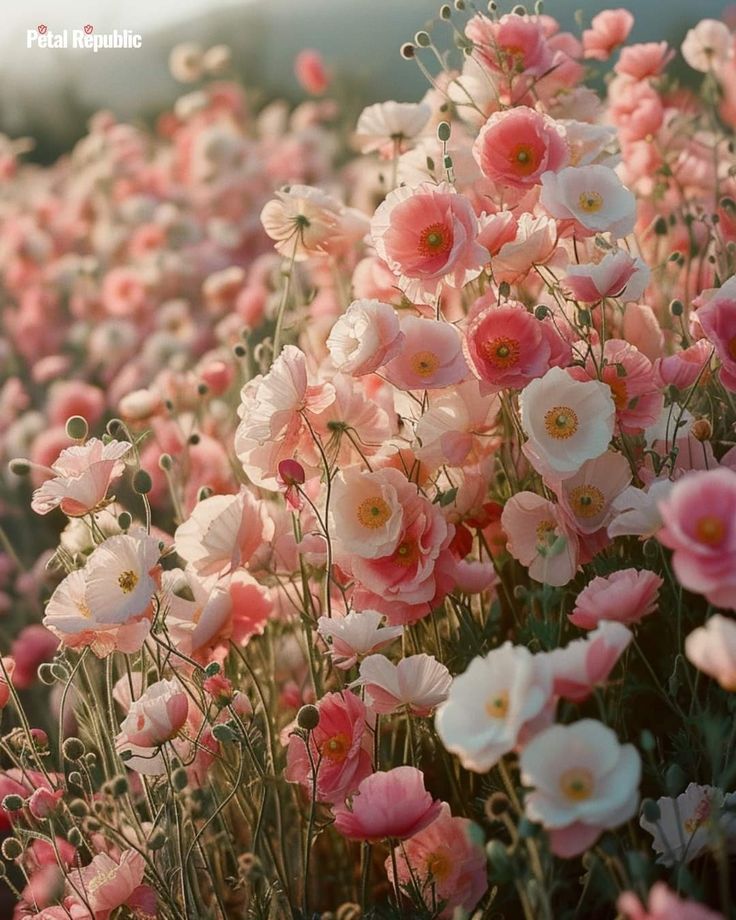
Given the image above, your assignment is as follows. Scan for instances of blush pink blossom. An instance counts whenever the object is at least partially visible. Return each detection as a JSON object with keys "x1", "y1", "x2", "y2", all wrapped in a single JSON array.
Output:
[
  {"x1": 582, "y1": 9, "x2": 634, "y2": 61},
  {"x1": 326, "y1": 299, "x2": 403, "y2": 376},
  {"x1": 116, "y1": 679, "x2": 189, "y2": 750},
  {"x1": 371, "y1": 182, "x2": 487, "y2": 304},
  {"x1": 473, "y1": 107, "x2": 568, "y2": 189},
  {"x1": 540, "y1": 165, "x2": 636, "y2": 239},
  {"x1": 545, "y1": 621, "x2": 633, "y2": 703},
  {"x1": 615, "y1": 42, "x2": 675, "y2": 79},
  {"x1": 570, "y1": 568, "x2": 663, "y2": 629},
  {"x1": 381, "y1": 316, "x2": 468, "y2": 390},
  {"x1": 618, "y1": 883, "x2": 724, "y2": 920},
  {"x1": 685, "y1": 615, "x2": 736, "y2": 691},
  {"x1": 657, "y1": 468, "x2": 736, "y2": 609},
  {"x1": 67, "y1": 849, "x2": 146, "y2": 918},
  {"x1": 333, "y1": 766, "x2": 442, "y2": 841},
  {"x1": 284, "y1": 690, "x2": 372, "y2": 804},
  {"x1": 501, "y1": 491, "x2": 580, "y2": 587},
  {"x1": 466, "y1": 13, "x2": 554, "y2": 77},
  {"x1": 317, "y1": 610, "x2": 403, "y2": 670},
  {"x1": 491, "y1": 214, "x2": 560, "y2": 284},
  {"x1": 353, "y1": 653, "x2": 451, "y2": 716},
  {"x1": 696, "y1": 276, "x2": 736, "y2": 391},
  {"x1": 552, "y1": 450, "x2": 632, "y2": 536},
  {"x1": 656, "y1": 339, "x2": 713, "y2": 389},
  {"x1": 565, "y1": 251, "x2": 649, "y2": 303}
]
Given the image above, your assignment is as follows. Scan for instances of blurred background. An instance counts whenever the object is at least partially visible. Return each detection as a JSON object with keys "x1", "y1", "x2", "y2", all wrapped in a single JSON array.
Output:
[{"x1": 0, "y1": 0, "x2": 731, "y2": 162}]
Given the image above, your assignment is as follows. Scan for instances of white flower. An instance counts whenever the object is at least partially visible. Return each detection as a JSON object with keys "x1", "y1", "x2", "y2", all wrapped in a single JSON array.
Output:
[
  {"x1": 162, "y1": 569, "x2": 232, "y2": 657},
  {"x1": 607, "y1": 478, "x2": 673, "y2": 539},
  {"x1": 260, "y1": 185, "x2": 343, "y2": 261},
  {"x1": 84, "y1": 531, "x2": 162, "y2": 626},
  {"x1": 435, "y1": 642, "x2": 553, "y2": 772},
  {"x1": 640, "y1": 783, "x2": 736, "y2": 866},
  {"x1": 354, "y1": 101, "x2": 431, "y2": 154},
  {"x1": 520, "y1": 367, "x2": 615, "y2": 479},
  {"x1": 352, "y1": 653, "x2": 452, "y2": 716},
  {"x1": 317, "y1": 610, "x2": 403, "y2": 669},
  {"x1": 685, "y1": 616, "x2": 736, "y2": 691},
  {"x1": 326, "y1": 299, "x2": 403, "y2": 376},
  {"x1": 521, "y1": 719, "x2": 641, "y2": 854},
  {"x1": 328, "y1": 467, "x2": 405, "y2": 559},
  {"x1": 681, "y1": 19, "x2": 733, "y2": 73},
  {"x1": 540, "y1": 165, "x2": 636, "y2": 238}
]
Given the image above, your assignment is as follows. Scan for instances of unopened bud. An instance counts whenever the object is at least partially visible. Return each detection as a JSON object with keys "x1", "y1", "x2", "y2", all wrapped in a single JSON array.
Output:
[
  {"x1": 297, "y1": 705, "x2": 320, "y2": 731},
  {"x1": 65, "y1": 416, "x2": 88, "y2": 441},
  {"x1": 691, "y1": 418, "x2": 712, "y2": 442},
  {"x1": 132, "y1": 469, "x2": 152, "y2": 495},
  {"x1": 8, "y1": 459, "x2": 31, "y2": 477}
]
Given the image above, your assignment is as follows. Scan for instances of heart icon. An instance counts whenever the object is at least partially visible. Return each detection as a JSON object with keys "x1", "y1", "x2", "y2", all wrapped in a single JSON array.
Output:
[
  {"x1": 83, "y1": 24, "x2": 93, "y2": 34},
  {"x1": 37, "y1": 24, "x2": 47, "y2": 34}
]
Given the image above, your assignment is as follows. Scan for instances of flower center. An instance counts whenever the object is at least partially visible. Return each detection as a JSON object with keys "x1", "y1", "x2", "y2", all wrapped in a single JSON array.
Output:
[
  {"x1": 607, "y1": 376, "x2": 629, "y2": 411},
  {"x1": 356, "y1": 496, "x2": 392, "y2": 529},
  {"x1": 321, "y1": 732, "x2": 350, "y2": 763},
  {"x1": 485, "y1": 690, "x2": 509, "y2": 719},
  {"x1": 393, "y1": 540, "x2": 419, "y2": 567},
  {"x1": 425, "y1": 849, "x2": 452, "y2": 882},
  {"x1": 559, "y1": 767, "x2": 594, "y2": 802},
  {"x1": 578, "y1": 191, "x2": 604, "y2": 213},
  {"x1": 535, "y1": 519, "x2": 556, "y2": 545},
  {"x1": 481, "y1": 336, "x2": 521, "y2": 369},
  {"x1": 695, "y1": 515, "x2": 726, "y2": 546},
  {"x1": 569, "y1": 485, "x2": 606, "y2": 519},
  {"x1": 419, "y1": 222, "x2": 452, "y2": 257},
  {"x1": 543, "y1": 406, "x2": 579, "y2": 439},
  {"x1": 728, "y1": 336, "x2": 736, "y2": 361},
  {"x1": 410, "y1": 351, "x2": 440, "y2": 378},
  {"x1": 118, "y1": 570, "x2": 139, "y2": 594},
  {"x1": 684, "y1": 796, "x2": 712, "y2": 835},
  {"x1": 511, "y1": 143, "x2": 539, "y2": 176}
]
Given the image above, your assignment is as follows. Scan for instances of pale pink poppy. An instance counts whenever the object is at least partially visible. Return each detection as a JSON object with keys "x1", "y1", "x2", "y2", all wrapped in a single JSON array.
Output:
[
  {"x1": 473, "y1": 107, "x2": 568, "y2": 189},
  {"x1": 47, "y1": 382, "x2": 106, "y2": 429},
  {"x1": 564, "y1": 250, "x2": 649, "y2": 303},
  {"x1": 491, "y1": 213, "x2": 560, "y2": 285},
  {"x1": 67, "y1": 849, "x2": 146, "y2": 917},
  {"x1": 385, "y1": 803, "x2": 488, "y2": 918},
  {"x1": 609, "y1": 79, "x2": 665, "y2": 143},
  {"x1": 163, "y1": 569, "x2": 232, "y2": 659},
  {"x1": 656, "y1": 339, "x2": 713, "y2": 389},
  {"x1": 552, "y1": 450, "x2": 632, "y2": 535},
  {"x1": 294, "y1": 49, "x2": 330, "y2": 95},
  {"x1": 520, "y1": 719, "x2": 641, "y2": 857},
  {"x1": 31, "y1": 438, "x2": 131, "y2": 517},
  {"x1": 464, "y1": 299, "x2": 570, "y2": 391},
  {"x1": 582, "y1": 9, "x2": 634, "y2": 61},
  {"x1": 657, "y1": 468, "x2": 736, "y2": 610},
  {"x1": 326, "y1": 299, "x2": 403, "y2": 376},
  {"x1": 570, "y1": 568, "x2": 663, "y2": 629},
  {"x1": 229, "y1": 571, "x2": 274, "y2": 646},
  {"x1": 11, "y1": 624, "x2": 58, "y2": 688},
  {"x1": 317, "y1": 610, "x2": 403, "y2": 670},
  {"x1": 175, "y1": 488, "x2": 274, "y2": 576},
  {"x1": 501, "y1": 491, "x2": 580, "y2": 587},
  {"x1": 540, "y1": 165, "x2": 636, "y2": 239},
  {"x1": 685, "y1": 615, "x2": 736, "y2": 690},
  {"x1": 260, "y1": 185, "x2": 343, "y2": 261},
  {"x1": 520, "y1": 367, "x2": 615, "y2": 479},
  {"x1": 477, "y1": 210, "x2": 518, "y2": 257},
  {"x1": 681, "y1": 19, "x2": 733, "y2": 73},
  {"x1": 466, "y1": 13, "x2": 554, "y2": 77},
  {"x1": 623, "y1": 303, "x2": 665, "y2": 363},
  {"x1": 354, "y1": 101, "x2": 430, "y2": 156},
  {"x1": 545, "y1": 621, "x2": 633, "y2": 702},
  {"x1": 370, "y1": 182, "x2": 487, "y2": 303},
  {"x1": 381, "y1": 315, "x2": 468, "y2": 390},
  {"x1": 116, "y1": 678, "x2": 188, "y2": 749},
  {"x1": 619, "y1": 883, "x2": 724, "y2": 920},
  {"x1": 435, "y1": 642, "x2": 553, "y2": 772},
  {"x1": 353, "y1": 653, "x2": 451, "y2": 716},
  {"x1": 0, "y1": 656, "x2": 14, "y2": 709},
  {"x1": 84, "y1": 531, "x2": 161, "y2": 626},
  {"x1": 101, "y1": 267, "x2": 148, "y2": 317},
  {"x1": 615, "y1": 42, "x2": 675, "y2": 79},
  {"x1": 333, "y1": 766, "x2": 442, "y2": 841},
  {"x1": 284, "y1": 690, "x2": 372, "y2": 804},
  {"x1": 696, "y1": 276, "x2": 736, "y2": 391},
  {"x1": 352, "y1": 255, "x2": 403, "y2": 303},
  {"x1": 329, "y1": 467, "x2": 406, "y2": 560}
]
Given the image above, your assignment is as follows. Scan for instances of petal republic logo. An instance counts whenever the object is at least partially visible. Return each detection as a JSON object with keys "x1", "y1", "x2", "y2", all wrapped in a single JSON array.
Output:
[{"x1": 27, "y1": 23, "x2": 142, "y2": 50}]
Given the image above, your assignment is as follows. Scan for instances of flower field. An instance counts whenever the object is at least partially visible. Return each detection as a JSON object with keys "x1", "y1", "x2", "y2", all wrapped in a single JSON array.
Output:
[{"x1": 2, "y1": 3, "x2": 736, "y2": 918}]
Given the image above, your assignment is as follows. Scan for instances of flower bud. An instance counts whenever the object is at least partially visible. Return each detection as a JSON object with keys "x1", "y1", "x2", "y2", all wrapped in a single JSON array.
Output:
[
  {"x1": 297, "y1": 705, "x2": 320, "y2": 731},
  {"x1": 172, "y1": 768, "x2": 189, "y2": 791},
  {"x1": 117, "y1": 511, "x2": 132, "y2": 531},
  {"x1": 63, "y1": 738, "x2": 86, "y2": 761},
  {"x1": 2, "y1": 795, "x2": 24, "y2": 813},
  {"x1": 691, "y1": 418, "x2": 712, "y2": 442},
  {"x1": 65, "y1": 416, "x2": 89, "y2": 441},
  {"x1": 8, "y1": 459, "x2": 31, "y2": 477},
  {"x1": 133, "y1": 469, "x2": 152, "y2": 495},
  {"x1": 1, "y1": 838, "x2": 23, "y2": 860},
  {"x1": 148, "y1": 828, "x2": 167, "y2": 850},
  {"x1": 158, "y1": 453, "x2": 173, "y2": 472},
  {"x1": 67, "y1": 827, "x2": 83, "y2": 847}
]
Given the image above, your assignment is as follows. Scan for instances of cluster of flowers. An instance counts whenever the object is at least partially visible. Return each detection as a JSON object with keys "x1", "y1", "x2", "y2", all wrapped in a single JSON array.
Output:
[{"x1": 2, "y1": 3, "x2": 736, "y2": 919}]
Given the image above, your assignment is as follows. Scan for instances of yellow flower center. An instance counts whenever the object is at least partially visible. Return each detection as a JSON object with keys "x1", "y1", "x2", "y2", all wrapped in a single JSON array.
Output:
[
  {"x1": 419, "y1": 222, "x2": 452, "y2": 257},
  {"x1": 578, "y1": 191, "x2": 604, "y2": 213},
  {"x1": 393, "y1": 540, "x2": 419, "y2": 567},
  {"x1": 559, "y1": 767, "x2": 594, "y2": 802},
  {"x1": 118, "y1": 570, "x2": 139, "y2": 594},
  {"x1": 695, "y1": 515, "x2": 726, "y2": 546},
  {"x1": 485, "y1": 690, "x2": 509, "y2": 719},
  {"x1": 410, "y1": 351, "x2": 440, "y2": 378},
  {"x1": 425, "y1": 849, "x2": 452, "y2": 882},
  {"x1": 511, "y1": 143, "x2": 539, "y2": 176},
  {"x1": 482, "y1": 336, "x2": 520, "y2": 369},
  {"x1": 321, "y1": 732, "x2": 350, "y2": 763},
  {"x1": 535, "y1": 519, "x2": 556, "y2": 544},
  {"x1": 356, "y1": 496, "x2": 392, "y2": 529},
  {"x1": 607, "y1": 376, "x2": 629, "y2": 411},
  {"x1": 728, "y1": 336, "x2": 736, "y2": 361},
  {"x1": 569, "y1": 485, "x2": 606, "y2": 519},
  {"x1": 543, "y1": 406, "x2": 579, "y2": 440}
]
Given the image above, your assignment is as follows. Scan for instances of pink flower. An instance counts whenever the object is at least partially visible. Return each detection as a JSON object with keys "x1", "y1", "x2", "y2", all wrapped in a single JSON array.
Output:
[
  {"x1": 564, "y1": 250, "x2": 649, "y2": 303},
  {"x1": 284, "y1": 691, "x2": 372, "y2": 804},
  {"x1": 582, "y1": 9, "x2": 634, "y2": 61},
  {"x1": 67, "y1": 849, "x2": 146, "y2": 917},
  {"x1": 501, "y1": 492, "x2": 580, "y2": 586},
  {"x1": 326, "y1": 299, "x2": 403, "y2": 376},
  {"x1": 619, "y1": 883, "x2": 724, "y2": 920},
  {"x1": 371, "y1": 182, "x2": 487, "y2": 304},
  {"x1": 260, "y1": 185, "x2": 343, "y2": 261},
  {"x1": 385, "y1": 803, "x2": 488, "y2": 918},
  {"x1": 352, "y1": 653, "x2": 451, "y2": 716},
  {"x1": 615, "y1": 42, "x2": 674, "y2": 79},
  {"x1": 657, "y1": 468, "x2": 736, "y2": 609},
  {"x1": 545, "y1": 621, "x2": 632, "y2": 703},
  {"x1": 491, "y1": 214, "x2": 560, "y2": 284},
  {"x1": 317, "y1": 610, "x2": 403, "y2": 670},
  {"x1": 466, "y1": 13, "x2": 554, "y2": 77},
  {"x1": 570, "y1": 569, "x2": 663, "y2": 629},
  {"x1": 27, "y1": 787, "x2": 63, "y2": 820},
  {"x1": 116, "y1": 679, "x2": 189, "y2": 749},
  {"x1": 333, "y1": 766, "x2": 442, "y2": 841},
  {"x1": 473, "y1": 107, "x2": 568, "y2": 189},
  {"x1": 464, "y1": 298, "x2": 570, "y2": 390},
  {"x1": 656, "y1": 340, "x2": 713, "y2": 389},
  {"x1": 162, "y1": 569, "x2": 232, "y2": 659},
  {"x1": 101, "y1": 267, "x2": 148, "y2": 317},
  {"x1": 31, "y1": 438, "x2": 131, "y2": 517},
  {"x1": 685, "y1": 615, "x2": 736, "y2": 690},
  {"x1": 697, "y1": 276, "x2": 736, "y2": 391},
  {"x1": 354, "y1": 102, "x2": 430, "y2": 156},
  {"x1": 0, "y1": 657, "x2": 14, "y2": 708},
  {"x1": 552, "y1": 450, "x2": 631, "y2": 536},
  {"x1": 609, "y1": 80, "x2": 664, "y2": 144},
  {"x1": 681, "y1": 19, "x2": 733, "y2": 73},
  {"x1": 294, "y1": 49, "x2": 330, "y2": 95},
  {"x1": 381, "y1": 316, "x2": 468, "y2": 389}
]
